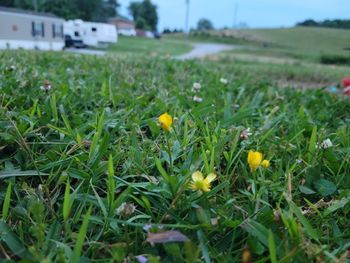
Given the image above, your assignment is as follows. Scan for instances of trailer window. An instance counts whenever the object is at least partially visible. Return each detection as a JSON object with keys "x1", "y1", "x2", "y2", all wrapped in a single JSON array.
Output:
[
  {"x1": 32, "y1": 21, "x2": 44, "y2": 37},
  {"x1": 74, "y1": 31, "x2": 80, "y2": 37},
  {"x1": 52, "y1": 23, "x2": 63, "y2": 38},
  {"x1": 91, "y1": 27, "x2": 97, "y2": 32}
]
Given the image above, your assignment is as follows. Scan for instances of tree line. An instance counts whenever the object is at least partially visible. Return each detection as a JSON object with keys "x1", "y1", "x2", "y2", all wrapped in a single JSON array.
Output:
[
  {"x1": 1, "y1": 0, "x2": 158, "y2": 30},
  {"x1": 297, "y1": 19, "x2": 350, "y2": 30},
  {"x1": 0, "y1": 0, "x2": 118, "y2": 21}
]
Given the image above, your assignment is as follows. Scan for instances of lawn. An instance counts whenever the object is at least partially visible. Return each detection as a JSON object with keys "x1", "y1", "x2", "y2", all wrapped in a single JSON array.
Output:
[
  {"x1": 168, "y1": 27, "x2": 350, "y2": 88},
  {"x1": 0, "y1": 49, "x2": 350, "y2": 263},
  {"x1": 168, "y1": 27, "x2": 350, "y2": 63},
  {"x1": 108, "y1": 36, "x2": 193, "y2": 57}
]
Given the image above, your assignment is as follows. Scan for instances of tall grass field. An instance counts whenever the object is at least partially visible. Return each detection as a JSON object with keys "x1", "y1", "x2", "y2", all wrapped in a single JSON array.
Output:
[{"x1": 0, "y1": 49, "x2": 350, "y2": 262}]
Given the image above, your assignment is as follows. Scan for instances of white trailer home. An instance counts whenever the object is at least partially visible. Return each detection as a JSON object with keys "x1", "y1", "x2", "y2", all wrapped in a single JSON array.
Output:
[
  {"x1": 64, "y1": 19, "x2": 117, "y2": 48},
  {"x1": 0, "y1": 6, "x2": 64, "y2": 50}
]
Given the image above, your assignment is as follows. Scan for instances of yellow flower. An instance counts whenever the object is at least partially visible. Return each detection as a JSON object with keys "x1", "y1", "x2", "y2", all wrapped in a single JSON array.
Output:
[
  {"x1": 247, "y1": 150, "x2": 263, "y2": 172},
  {"x1": 261, "y1": 159, "x2": 270, "y2": 168},
  {"x1": 190, "y1": 171, "x2": 216, "y2": 192},
  {"x1": 242, "y1": 246, "x2": 252, "y2": 263},
  {"x1": 158, "y1": 113, "x2": 173, "y2": 131}
]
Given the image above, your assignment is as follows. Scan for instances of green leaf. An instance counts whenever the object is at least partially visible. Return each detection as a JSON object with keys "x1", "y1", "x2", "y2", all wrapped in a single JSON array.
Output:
[
  {"x1": 44, "y1": 220, "x2": 62, "y2": 254},
  {"x1": 268, "y1": 229, "x2": 277, "y2": 263},
  {"x1": 107, "y1": 154, "x2": 116, "y2": 211},
  {"x1": 63, "y1": 178, "x2": 71, "y2": 221},
  {"x1": 197, "y1": 229, "x2": 211, "y2": 263},
  {"x1": 323, "y1": 197, "x2": 350, "y2": 216},
  {"x1": 0, "y1": 220, "x2": 34, "y2": 260},
  {"x1": 2, "y1": 182, "x2": 12, "y2": 220},
  {"x1": 0, "y1": 170, "x2": 49, "y2": 179},
  {"x1": 71, "y1": 207, "x2": 92, "y2": 263},
  {"x1": 50, "y1": 94, "x2": 58, "y2": 123},
  {"x1": 307, "y1": 126, "x2": 317, "y2": 163},
  {"x1": 289, "y1": 201, "x2": 319, "y2": 241},
  {"x1": 323, "y1": 197, "x2": 350, "y2": 217},
  {"x1": 59, "y1": 104, "x2": 74, "y2": 137},
  {"x1": 155, "y1": 157, "x2": 169, "y2": 182},
  {"x1": 241, "y1": 219, "x2": 269, "y2": 247},
  {"x1": 299, "y1": 185, "x2": 316, "y2": 195},
  {"x1": 313, "y1": 179, "x2": 337, "y2": 197}
]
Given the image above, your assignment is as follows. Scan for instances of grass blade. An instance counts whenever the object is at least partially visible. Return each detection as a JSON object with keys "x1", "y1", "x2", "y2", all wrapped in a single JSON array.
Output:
[
  {"x1": 107, "y1": 154, "x2": 116, "y2": 212},
  {"x1": 268, "y1": 229, "x2": 278, "y2": 263},
  {"x1": 71, "y1": 207, "x2": 92, "y2": 263},
  {"x1": 63, "y1": 178, "x2": 71, "y2": 221},
  {"x1": 0, "y1": 220, "x2": 34, "y2": 260},
  {"x1": 2, "y1": 182, "x2": 12, "y2": 220}
]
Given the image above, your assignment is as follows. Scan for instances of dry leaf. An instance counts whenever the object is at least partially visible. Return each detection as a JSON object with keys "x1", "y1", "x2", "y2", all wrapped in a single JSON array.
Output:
[{"x1": 146, "y1": 230, "x2": 189, "y2": 245}]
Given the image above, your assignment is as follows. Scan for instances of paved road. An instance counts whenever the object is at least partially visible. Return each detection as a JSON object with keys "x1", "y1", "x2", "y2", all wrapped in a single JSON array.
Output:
[
  {"x1": 176, "y1": 43, "x2": 237, "y2": 60},
  {"x1": 65, "y1": 43, "x2": 236, "y2": 59}
]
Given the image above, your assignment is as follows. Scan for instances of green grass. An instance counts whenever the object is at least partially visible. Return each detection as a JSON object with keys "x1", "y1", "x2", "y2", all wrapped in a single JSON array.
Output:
[
  {"x1": 207, "y1": 56, "x2": 350, "y2": 88},
  {"x1": 244, "y1": 27, "x2": 350, "y2": 57},
  {"x1": 171, "y1": 27, "x2": 350, "y2": 87},
  {"x1": 0, "y1": 50, "x2": 350, "y2": 262},
  {"x1": 170, "y1": 27, "x2": 350, "y2": 64},
  {"x1": 108, "y1": 36, "x2": 193, "y2": 57}
]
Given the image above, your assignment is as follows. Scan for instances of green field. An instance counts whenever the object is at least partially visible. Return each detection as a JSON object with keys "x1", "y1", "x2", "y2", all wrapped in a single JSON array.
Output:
[
  {"x1": 1, "y1": 47, "x2": 350, "y2": 262},
  {"x1": 168, "y1": 27, "x2": 350, "y2": 63},
  {"x1": 242, "y1": 27, "x2": 350, "y2": 58},
  {"x1": 108, "y1": 36, "x2": 192, "y2": 57},
  {"x1": 168, "y1": 27, "x2": 350, "y2": 88}
]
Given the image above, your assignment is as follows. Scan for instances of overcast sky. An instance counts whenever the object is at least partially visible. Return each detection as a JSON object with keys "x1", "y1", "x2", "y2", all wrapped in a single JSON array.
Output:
[{"x1": 118, "y1": 0, "x2": 349, "y2": 30}]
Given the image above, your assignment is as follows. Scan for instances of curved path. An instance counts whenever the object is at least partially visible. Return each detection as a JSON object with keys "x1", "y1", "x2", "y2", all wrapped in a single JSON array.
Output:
[
  {"x1": 64, "y1": 42, "x2": 237, "y2": 58},
  {"x1": 176, "y1": 43, "x2": 237, "y2": 60}
]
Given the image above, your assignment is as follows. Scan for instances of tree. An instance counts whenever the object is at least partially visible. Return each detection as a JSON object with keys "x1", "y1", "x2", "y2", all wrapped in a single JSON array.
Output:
[
  {"x1": 95, "y1": 0, "x2": 119, "y2": 22},
  {"x1": 197, "y1": 18, "x2": 214, "y2": 31},
  {"x1": 1, "y1": 0, "x2": 118, "y2": 21},
  {"x1": 296, "y1": 19, "x2": 350, "y2": 29},
  {"x1": 296, "y1": 19, "x2": 319, "y2": 27},
  {"x1": 128, "y1": 0, "x2": 158, "y2": 31},
  {"x1": 135, "y1": 17, "x2": 146, "y2": 30},
  {"x1": 0, "y1": 0, "x2": 15, "y2": 7}
]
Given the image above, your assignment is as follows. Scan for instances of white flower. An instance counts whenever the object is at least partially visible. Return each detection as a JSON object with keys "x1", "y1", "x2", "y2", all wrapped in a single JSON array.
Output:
[
  {"x1": 39, "y1": 80, "x2": 52, "y2": 91},
  {"x1": 135, "y1": 255, "x2": 148, "y2": 263},
  {"x1": 39, "y1": 85, "x2": 51, "y2": 91},
  {"x1": 116, "y1": 202, "x2": 136, "y2": 217},
  {"x1": 192, "y1": 82, "x2": 201, "y2": 92},
  {"x1": 143, "y1": 224, "x2": 152, "y2": 232},
  {"x1": 220, "y1": 78, "x2": 228, "y2": 84},
  {"x1": 320, "y1": 138, "x2": 333, "y2": 149},
  {"x1": 240, "y1": 128, "x2": 252, "y2": 140},
  {"x1": 193, "y1": 95, "x2": 203, "y2": 102}
]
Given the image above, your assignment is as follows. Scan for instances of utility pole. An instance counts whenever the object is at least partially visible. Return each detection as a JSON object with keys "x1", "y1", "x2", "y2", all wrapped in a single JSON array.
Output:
[
  {"x1": 185, "y1": 0, "x2": 190, "y2": 40},
  {"x1": 233, "y1": 2, "x2": 238, "y2": 28}
]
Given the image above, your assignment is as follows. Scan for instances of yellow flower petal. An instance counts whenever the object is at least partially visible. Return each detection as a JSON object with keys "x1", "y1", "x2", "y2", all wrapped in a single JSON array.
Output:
[
  {"x1": 159, "y1": 113, "x2": 173, "y2": 131},
  {"x1": 192, "y1": 171, "x2": 204, "y2": 182},
  {"x1": 206, "y1": 173, "x2": 216, "y2": 183},
  {"x1": 247, "y1": 150, "x2": 263, "y2": 172},
  {"x1": 262, "y1": 160, "x2": 270, "y2": 168},
  {"x1": 201, "y1": 183, "x2": 211, "y2": 192},
  {"x1": 190, "y1": 171, "x2": 216, "y2": 192}
]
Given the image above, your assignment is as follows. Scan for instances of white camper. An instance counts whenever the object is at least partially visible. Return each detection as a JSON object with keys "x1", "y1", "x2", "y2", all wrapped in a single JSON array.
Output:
[
  {"x1": 64, "y1": 19, "x2": 117, "y2": 48},
  {"x1": 0, "y1": 6, "x2": 64, "y2": 50}
]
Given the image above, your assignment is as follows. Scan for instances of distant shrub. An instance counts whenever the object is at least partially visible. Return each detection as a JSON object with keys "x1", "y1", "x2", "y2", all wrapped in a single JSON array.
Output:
[{"x1": 320, "y1": 54, "x2": 350, "y2": 65}]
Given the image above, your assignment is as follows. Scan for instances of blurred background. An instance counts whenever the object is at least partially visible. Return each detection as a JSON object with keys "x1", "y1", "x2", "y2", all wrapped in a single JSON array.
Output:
[{"x1": 1, "y1": 0, "x2": 350, "y2": 86}]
